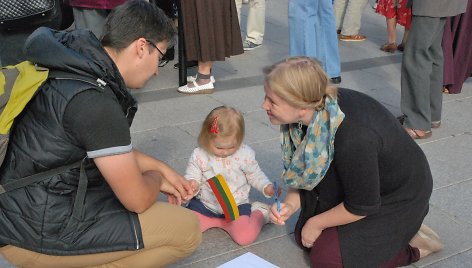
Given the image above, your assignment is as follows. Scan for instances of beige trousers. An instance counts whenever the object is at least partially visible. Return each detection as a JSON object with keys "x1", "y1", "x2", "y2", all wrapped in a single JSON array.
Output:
[
  {"x1": 235, "y1": 0, "x2": 266, "y2": 44},
  {"x1": 0, "y1": 202, "x2": 201, "y2": 268}
]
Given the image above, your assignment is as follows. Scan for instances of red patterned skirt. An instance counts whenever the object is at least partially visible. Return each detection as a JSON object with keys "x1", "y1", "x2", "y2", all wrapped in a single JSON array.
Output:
[{"x1": 375, "y1": 0, "x2": 412, "y2": 29}]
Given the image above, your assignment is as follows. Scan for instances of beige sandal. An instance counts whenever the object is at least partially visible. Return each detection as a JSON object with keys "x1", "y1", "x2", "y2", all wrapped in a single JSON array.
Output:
[
  {"x1": 405, "y1": 128, "x2": 432, "y2": 139},
  {"x1": 410, "y1": 224, "x2": 444, "y2": 259}
]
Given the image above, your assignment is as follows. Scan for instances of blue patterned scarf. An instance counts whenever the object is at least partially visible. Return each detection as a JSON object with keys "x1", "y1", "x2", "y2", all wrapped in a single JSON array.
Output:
[{"x1": 281, "y1": 97, "x2": 345, "y2": 190}]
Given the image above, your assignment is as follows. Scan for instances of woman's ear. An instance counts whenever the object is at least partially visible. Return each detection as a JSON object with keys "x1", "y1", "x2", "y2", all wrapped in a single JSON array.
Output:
[
  {"x1": 298, "y1": 107, "x2": 313, "y2": 124},
  {"x1": 299, "y1": 107, "x2": 309, "y2": 119}
]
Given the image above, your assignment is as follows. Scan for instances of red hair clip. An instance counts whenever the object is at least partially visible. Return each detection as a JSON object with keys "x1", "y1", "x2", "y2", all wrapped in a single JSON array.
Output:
[{"x1": 210, "y1": 116, "x2": 219, "y2": 134}]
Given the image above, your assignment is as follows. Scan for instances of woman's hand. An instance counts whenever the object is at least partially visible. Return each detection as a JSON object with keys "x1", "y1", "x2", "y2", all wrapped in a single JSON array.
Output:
[
  {"x1": 269, "y1": 202, "x2": 296, "y2": 225},
  {"x1": 301, "y1": 217, "x2": 323, "y2": 248}
]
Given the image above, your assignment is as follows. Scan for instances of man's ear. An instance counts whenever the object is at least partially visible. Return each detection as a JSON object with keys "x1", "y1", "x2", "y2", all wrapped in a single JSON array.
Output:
[{"x1": 135, "y1": 37, "x2": 147, "y2": 58}]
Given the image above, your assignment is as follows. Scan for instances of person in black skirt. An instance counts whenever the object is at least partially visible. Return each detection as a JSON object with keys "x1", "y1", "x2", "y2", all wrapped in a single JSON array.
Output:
[{"x1": 176, "y1": 0, "x2": 244, "y2": 94}]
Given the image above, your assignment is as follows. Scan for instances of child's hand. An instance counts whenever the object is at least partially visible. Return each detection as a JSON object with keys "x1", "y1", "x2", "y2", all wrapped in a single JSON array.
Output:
[
  {"x1": 188, "y1": 179, "x2": 200, "y2": 196},
  {"x1": 263, "y1": 183, "x2": 282, "y2": 197}
]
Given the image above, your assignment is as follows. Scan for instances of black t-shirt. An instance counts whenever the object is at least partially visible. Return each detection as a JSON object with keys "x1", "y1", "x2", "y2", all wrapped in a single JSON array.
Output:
[{"x1": 63, "y1": 89, "x2": 132, "y2": 158}]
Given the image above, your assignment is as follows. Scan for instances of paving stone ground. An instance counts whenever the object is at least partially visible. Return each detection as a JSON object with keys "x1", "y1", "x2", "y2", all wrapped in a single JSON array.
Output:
[{"x1": 1, "y1": 1, "x2": 471, "y2": 267}]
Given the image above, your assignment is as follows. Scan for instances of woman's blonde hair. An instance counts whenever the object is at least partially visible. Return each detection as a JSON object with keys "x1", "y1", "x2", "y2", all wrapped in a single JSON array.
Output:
[
  {"x1": 263, "y1": 56, "x2": 338, "y2": 110},
  {"x1": 198, "y1": 106, "x2": 245, "y2": 152}
]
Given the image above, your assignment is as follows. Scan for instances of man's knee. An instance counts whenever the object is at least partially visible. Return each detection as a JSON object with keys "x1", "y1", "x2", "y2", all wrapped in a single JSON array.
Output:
[{"x1": 179, "y1": 209, "x2": 202, "y2": 253}]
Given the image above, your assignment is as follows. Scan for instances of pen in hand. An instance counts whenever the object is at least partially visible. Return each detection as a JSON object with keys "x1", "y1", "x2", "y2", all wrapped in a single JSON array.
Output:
[{"x1": 274, "y1": 181, "x2": 280, "y2": 214}]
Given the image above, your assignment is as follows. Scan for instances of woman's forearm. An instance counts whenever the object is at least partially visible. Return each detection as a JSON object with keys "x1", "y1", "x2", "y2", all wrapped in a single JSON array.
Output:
[
  {"x1": 284, "y1": 188, "x2": 301, "y2": 212},
  {"x1": 309, "y1": 202, "x2": 365, "y2": 230}
]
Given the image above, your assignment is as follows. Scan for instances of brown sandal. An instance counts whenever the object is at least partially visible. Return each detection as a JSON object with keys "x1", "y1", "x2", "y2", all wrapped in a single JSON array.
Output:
[
  {"x1": 405, "y1": 128, "x2": 432, "y2": 139},
  {"x1": 380, "y1": 43, "x2": 397, "y2": 53},
  {"x1": 339, "y1": 34, "x2": 366, "y2": 42}
]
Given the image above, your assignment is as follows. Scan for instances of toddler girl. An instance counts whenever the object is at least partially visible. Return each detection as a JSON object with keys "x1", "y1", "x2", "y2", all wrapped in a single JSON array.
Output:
[{"x1": 184, "y1": 106, "x2": 278, "y2": 246}]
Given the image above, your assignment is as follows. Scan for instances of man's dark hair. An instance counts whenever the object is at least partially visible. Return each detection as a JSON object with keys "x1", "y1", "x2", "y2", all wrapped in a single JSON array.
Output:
[{"x1": 101, "y1": 0, "x2": 176, "y2": 50}]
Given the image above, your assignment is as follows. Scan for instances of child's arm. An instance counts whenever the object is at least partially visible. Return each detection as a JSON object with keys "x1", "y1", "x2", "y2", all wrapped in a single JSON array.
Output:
[
  {"x1": 240, "y1": 145, "x2": 273, "y2": 198},
  {"x1": 183, "y1": 149, "x2": 208, "y2": 196}
]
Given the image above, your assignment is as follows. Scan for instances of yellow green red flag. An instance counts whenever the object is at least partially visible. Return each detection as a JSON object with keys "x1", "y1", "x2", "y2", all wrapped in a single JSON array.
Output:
[{"x1": 207, "y1": 174, "x2": 240, "y2": 222}]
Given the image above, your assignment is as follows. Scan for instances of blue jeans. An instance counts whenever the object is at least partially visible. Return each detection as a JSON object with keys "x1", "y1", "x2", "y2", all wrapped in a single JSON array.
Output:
[{"x1": 289, "y1": 0, "x2": 341, "y2": 78}]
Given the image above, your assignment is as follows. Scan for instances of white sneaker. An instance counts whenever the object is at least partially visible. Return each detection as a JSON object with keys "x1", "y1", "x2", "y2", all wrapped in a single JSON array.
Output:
[
  {"x1": 251, "y1": 201, "x2": 270, "y2": 224},
  {"x1": 243, "y1": 40, "x2": 262, "y2": 51},
  {"x1": 187, "y1": 75, "x2": 215, "y2": 84},
  {"x1": 177, "y1": 80, "x2": 214, "y2": 94}
]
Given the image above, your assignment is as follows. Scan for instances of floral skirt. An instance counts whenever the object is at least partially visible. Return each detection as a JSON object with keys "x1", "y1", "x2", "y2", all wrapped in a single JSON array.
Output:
[{"x1": 375, "y1": 0, "x2": 411, "y2": 29}]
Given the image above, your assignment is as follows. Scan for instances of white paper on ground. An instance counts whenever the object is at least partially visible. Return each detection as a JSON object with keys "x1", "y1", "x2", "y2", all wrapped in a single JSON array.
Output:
[{"x1": 216, "y1": 252, "x2": 279, "y2": 268}]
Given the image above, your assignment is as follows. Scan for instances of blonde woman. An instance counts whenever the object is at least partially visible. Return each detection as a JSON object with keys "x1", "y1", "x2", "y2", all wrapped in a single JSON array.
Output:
[{"x1": 262, "y1": 57, "x2": 443, "y2": 267}]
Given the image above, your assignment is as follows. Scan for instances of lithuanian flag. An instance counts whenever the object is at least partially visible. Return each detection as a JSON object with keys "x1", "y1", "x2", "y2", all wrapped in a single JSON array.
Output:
[{"x1": 207, "y1": 174, "x2": 240, "y2": 222}]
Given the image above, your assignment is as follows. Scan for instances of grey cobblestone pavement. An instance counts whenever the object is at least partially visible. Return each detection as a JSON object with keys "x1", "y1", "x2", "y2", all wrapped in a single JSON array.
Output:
[{"x1": 1, "y1": 1, "x2": 471, "y2": 267}]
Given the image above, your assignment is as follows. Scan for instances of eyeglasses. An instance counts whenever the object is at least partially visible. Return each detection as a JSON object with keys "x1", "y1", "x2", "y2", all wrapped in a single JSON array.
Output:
[{"x1": 145, "y1": 39, "x2": 165, "y2": 66}]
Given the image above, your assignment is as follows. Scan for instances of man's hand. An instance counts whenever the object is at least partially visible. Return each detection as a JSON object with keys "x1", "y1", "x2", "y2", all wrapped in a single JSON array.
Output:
[
  {"x1": 159, "y1": 166, "x2": 194, "y2": 202},
  {"x1": 160, "y1": 177, "x2": 183, "y2": 205}
]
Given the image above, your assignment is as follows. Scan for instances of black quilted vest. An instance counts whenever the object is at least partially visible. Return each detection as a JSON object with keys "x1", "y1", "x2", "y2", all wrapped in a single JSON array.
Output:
[{"x1": 0, "y1": 28, "x2": 144, "y2": 255}]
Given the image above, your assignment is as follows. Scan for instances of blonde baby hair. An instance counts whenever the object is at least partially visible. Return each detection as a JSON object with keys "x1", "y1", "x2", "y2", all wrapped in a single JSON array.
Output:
[{"x1": 198, "y1": 106, "x2": 245, "y2": 153}]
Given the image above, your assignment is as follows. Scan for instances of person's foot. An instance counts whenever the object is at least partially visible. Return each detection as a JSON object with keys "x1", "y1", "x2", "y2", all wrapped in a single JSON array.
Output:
[
  {"x1": 243, "y1": 40, "x2": 262, "y2": 51},
  {"x1": 251, "y1": 201, "x2": 270, "y2": 224},
  {"x1": 339, "y1": 34, "x2": 366, "y2": 42},
  {"x1": 173, "y1": 60, "x2": 198, "y2": 69},
  {"x1": 330, "y1": 76, "x2": 342, "y2": 84},
  {"x1": 177, "y1": 78, "x2": 214, "y2": 94},
  {"x1": 187, "y1": 75, "x2": 215, "y2": 84},
  {"x1": 405, "y1": 128, "x2": 432, "y2": 139},
  {"x1": 397, "y1": 43, "x2": 405, "y2": 52},
  {"x1": 380, "y1": 43, "x2": 397, "y2": 53},
  {"x1": 409, "y1": 224, "x2": 444, "y2": 259},
  {"x1": 431, "y1": 120, "x2": 441, "y2": 129}
]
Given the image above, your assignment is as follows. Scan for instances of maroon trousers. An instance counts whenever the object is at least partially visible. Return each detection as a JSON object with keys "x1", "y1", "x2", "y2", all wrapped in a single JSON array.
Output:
[{"x1": 295, "y1": 227, "x2": 420, "y2": 268}]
